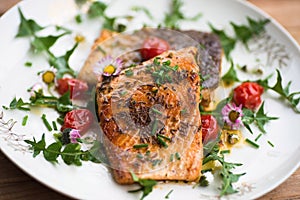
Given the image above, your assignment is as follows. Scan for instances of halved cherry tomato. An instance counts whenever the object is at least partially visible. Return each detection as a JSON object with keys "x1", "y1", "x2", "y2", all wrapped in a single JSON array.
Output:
[
  {"x1": 140, "y1": 36, "x2": 170, "y2": 60},
  {"x1": 201, "y1": 115, "x2": 219, "y2": 143},
  {"x1": 61, "y1": 109, "x2": 94, "y2": 134},
  {"x1": 56, "y1": 78, "x2": 88, "y2": 99},
  {"x1": 233, "y1": 82, "x2": 264, "y2": 110}
]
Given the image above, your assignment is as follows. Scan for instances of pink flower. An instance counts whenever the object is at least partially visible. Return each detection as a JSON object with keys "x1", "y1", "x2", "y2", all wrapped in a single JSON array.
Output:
[
  {"x1": 222, "y1": 103, "x2": 243, "y2": 130},
  {"x1": 69, "y1": 129, "x2": 81, "y2": 143},
  {"x1": 93, "y1": 56, "x2": 122, "y2": 78}
]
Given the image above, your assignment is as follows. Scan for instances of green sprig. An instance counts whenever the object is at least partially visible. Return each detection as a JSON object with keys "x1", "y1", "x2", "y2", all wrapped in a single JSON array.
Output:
[{"x1": 129, "y1": 172, "x2": 157, "y2": 200}]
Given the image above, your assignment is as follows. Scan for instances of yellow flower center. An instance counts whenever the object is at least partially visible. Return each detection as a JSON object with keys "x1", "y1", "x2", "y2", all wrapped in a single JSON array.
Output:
[
  {"x1": 75, "y1": 34, "x2": 85, "y2": 43},
  {"x1": 103, "y1": 65, "x2": 116, "y2": 74},
  {"x1": 229, "y1": 110, "x2": 240, "y2": 122},
  {"x1": 42, "y1": 71, "x2": 55, "y2": 84}
]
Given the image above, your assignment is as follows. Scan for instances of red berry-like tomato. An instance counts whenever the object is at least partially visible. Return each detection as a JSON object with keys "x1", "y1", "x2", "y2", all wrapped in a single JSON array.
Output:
[
  {"x1": 140, "y1": 36, "x2": 170, "y2": 60},
  {"x1": 233, "y1": 82, "x2": 264, "y2": 110},
  {"x1": 56, "y1": 78, "x2": 88, "y2": 99},
  {"x1": 61, "y1": 109, "x2": 94, "y2": 134},
  {"x1": 201, "y1": 115, "x2": 219, "y2": 143}
]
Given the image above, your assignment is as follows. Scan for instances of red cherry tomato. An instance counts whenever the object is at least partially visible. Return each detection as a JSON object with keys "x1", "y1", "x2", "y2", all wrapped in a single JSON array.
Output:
[
  {"x1": 140, "y1": 36, "x2": 170, "y2": 60},
  {"x1": 61, "y1": 109, "x2": 94, "y2": 134},
  {"x1": 56, "y1": 78, "x2": 88, "y2": 99},
  {"x1": 233, "y1": 82, "x2": 264, "y2": 110},
  {"x1": 201, "y1": 115, "x2": 218, "y2": 143}
]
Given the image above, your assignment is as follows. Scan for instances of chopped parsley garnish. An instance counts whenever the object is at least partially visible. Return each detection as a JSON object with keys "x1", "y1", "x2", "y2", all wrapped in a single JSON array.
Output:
[
  {"x1": 175, "y1": 152, "x2": 181, "y2": 160},
  {"x1": 24, "y1": 62, "x2": 32, "y2": 67}
]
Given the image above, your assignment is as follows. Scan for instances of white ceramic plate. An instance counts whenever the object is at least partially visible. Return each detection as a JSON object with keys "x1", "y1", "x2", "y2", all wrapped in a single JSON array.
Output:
[{"x1": 0, "y1": 0, "x2": 300, "y2": 199}]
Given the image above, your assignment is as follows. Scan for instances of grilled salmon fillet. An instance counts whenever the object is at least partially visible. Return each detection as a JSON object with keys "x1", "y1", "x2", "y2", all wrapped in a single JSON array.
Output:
[
  {"x1": 96, "y1": 47, "x2": 203, "y2": 184},
  {"x1": 78, "y1": 28, "x2": 222, "y2": 107}
]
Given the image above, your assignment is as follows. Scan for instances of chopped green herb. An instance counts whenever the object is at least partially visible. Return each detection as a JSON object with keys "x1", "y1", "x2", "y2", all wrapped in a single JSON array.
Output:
[
  {"x1": 165, "y1": 189, "x2": 174, "y2": 199},
  {"x1": 52, "y1": 121, "x2": 58, "y2": 131},
  {"x1": 151, "y1": 108, "x2": 162, "y2": 115},
  {"x1": 152, "y1": 159, "x2": 162, "y2": 167},
  {"x1": 24, "y1": 62, "x2": 32, "y2": 67},
  {"x1": 41, "y1": 114, "x2": 52, "y2": 131},
  {"x1": 170, "y1": 153, "x2": 174, "y2": 162},
  {"x1": 157, "y1": 136, "x2": 168, "y2": 148},
  {"x1": 75, "y1": 14, "x2": 82, "y2": 23},
  {"x1": 119, "y1": 90, "x2": 127, "y2": 96},
  {"x1": 125, "y1": 69, "x2": 134, "y2": 76},
  {"x1": 129, "y1": 172, "x2": 157, "y2": 200},
  {"x1": 133, "y1": 144, "x2": 149, "y2": 149},
  {"x1": 57, "y1": 117, "x2": 64, "y2": 125},
  {"x1": 255, "y1": 133, "x2": 262, "y2": 142},
  {"x1": 245, "y1": 138, "x2": 259, "y2": 149},
  {"x1": 175, "y1": 152, "x2": 181, "y2": 160},
  {"x1": 151, "y1": 118, "x2": 158, "y2": 135},
  {"x1": 157, "y1": 134, "x2": 171, "y2": 141},
  {"x1": 267, "y1": 140, "x2": 274, "y2": 147},
  {"x1": 97, "y1": 46, "x2": 106, "y2": 55},
  {"x1": 22, "y1": 115, "x2": 28, "y2": 126},
  {"x1": 220, "y1": 150, "x2": 230, "y2": 154}
]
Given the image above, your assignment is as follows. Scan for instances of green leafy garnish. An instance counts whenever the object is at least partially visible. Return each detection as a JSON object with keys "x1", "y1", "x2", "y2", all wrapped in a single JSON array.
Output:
[
  {"x1": 163, "y1": 0, "x2": 202, "y2": 29},
  {"x1": 210, "y1": 17, "x2": 269, "y2": 59},
  {"x1": 129, "y1": 172, "x2": 157, "y2": 200},
  {"x1": 209, "y1": 24, "x2": 236, "y2": 60},
  {"x1": 202, "y1": 143, "x2": 245, "y2": 196},
  {"x1": 16, "y1": 8, "x2": 76, "y2": 78},
  {"x1": 221, "y1": 60, "x2": 240, "y2": 85},
  {"x1": 25, "y1": 134, "x2": 102, "y2": 165},
  {"x1": 242, "y1": 102, "x2": 278, "y2": 134},
  {"x1": 3, "y1": 90, "x2": 75, "y2": 114},
  {"x1": 87, "y1": 1, "x2": 107, "y2": 18}
]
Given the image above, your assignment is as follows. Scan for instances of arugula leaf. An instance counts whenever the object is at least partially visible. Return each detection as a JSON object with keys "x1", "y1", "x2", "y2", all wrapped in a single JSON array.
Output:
[
  {"x1": 222, "y1": 60, "x2": 240, "y2": 85},
  {"x1": 129, "y1": 172, "x2": 157, "y2": 200},
  {"x1": 49, "y1": 43, "x2": 78, "y2": 78},
  {"x1": 242, "y1": 102, "x2": 278, "y2": 133},
  {"x1": 209, "y1": 24, "x2": 236, "y2": 60},
  {"x1": 254, "y1": 102, "x2": 279, "y2": 132},
  {"x1": 163, "y1": 0, "x2": 202, "y2": 29},
  {"x1": 202, "y1": 143, "x2": 245, "y2": 196},
  {"x1": 31, "y1": 33, "x2": 68, "y2": 53},
  {"x1": 230, "y1": 22, "x2": 253, "y2": 47},
  {"x1": 87, "y1": 1, "x2": 107, "y2": 18},
  {"x1": 247, "y1": 17, "x2": 270, "y2": 35},
  {"x1": 16, "y1": 8, "x2": 43, "y2": 37},
  {"x1": 25, "y1": 134, "x2": 46, "y2": 157},
  {"x1": 258, "y1": 69, "x2": 300, "y2": 113},
  {"x1": 2, "y1": 97, "x2": 30, "y2": 111}
]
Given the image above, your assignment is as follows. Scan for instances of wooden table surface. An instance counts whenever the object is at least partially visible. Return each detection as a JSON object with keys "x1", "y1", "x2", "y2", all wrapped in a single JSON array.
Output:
[{"x1": 0, "y1": 0, "x2": 299, "y2": 199}]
